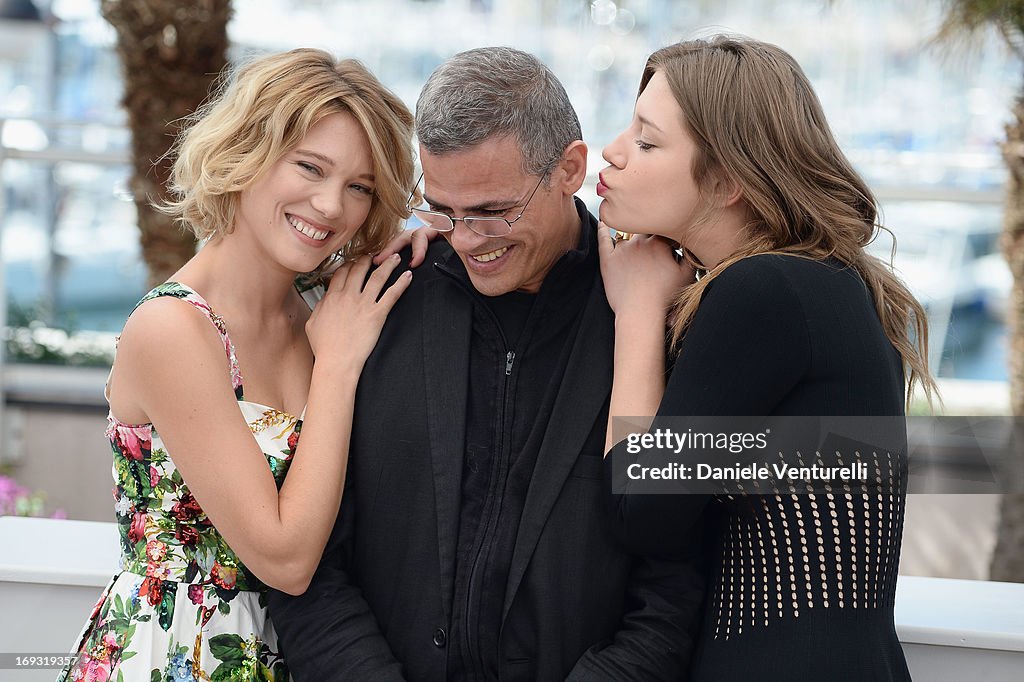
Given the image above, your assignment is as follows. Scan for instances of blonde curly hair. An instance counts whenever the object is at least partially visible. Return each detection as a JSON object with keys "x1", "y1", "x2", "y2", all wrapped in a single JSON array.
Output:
[{"x1": 162, "y1": 48, "x2": 415, "y2": 262}]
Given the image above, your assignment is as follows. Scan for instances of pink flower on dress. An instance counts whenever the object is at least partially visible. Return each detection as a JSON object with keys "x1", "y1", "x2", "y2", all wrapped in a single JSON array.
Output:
[
  {"x1": 77, "y1": 653, "x2": 111, "y2": 682},
  {"x1": 127, "y1": 512, "x2": 146, "y2": 543},
  {"x1": 145, "y1": 561, "x2": 169, "y2": 579},
  {"x1": 113, "y1": 426, "x2": 148, "y2": 461},
  {"x1": 211, "y1": 562, "x2": 237, "y2": 590},
  {"x1": 145, "y1": 539, "x2": 167, "y2": 562},
  {"x1": 149, "y1": 465, "x2": 161, "y2": 488},
  {"x1": 101, "y1": 631, "x2": 120, "y2": 652}
]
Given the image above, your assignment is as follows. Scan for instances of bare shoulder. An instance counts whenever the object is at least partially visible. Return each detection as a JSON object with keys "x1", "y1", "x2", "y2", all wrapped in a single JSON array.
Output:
[
  {"x1": 108, "y1": 296, "x2": 235, "y2": 421},
  {"x1": 118, "y1": 296, "x2": 228, "y2": 365}
]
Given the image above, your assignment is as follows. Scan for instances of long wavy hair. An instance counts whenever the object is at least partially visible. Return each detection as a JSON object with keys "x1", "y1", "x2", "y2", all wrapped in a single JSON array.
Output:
[
  {"x1": 162, "y1": 48, "x2": 415, "y2": 262},
  {"x1": 647, "y1": 36, "x2": 936, "y2": 407}
]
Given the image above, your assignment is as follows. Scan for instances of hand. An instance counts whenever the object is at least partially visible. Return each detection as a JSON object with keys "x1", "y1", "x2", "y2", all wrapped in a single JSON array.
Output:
[
  {"x1": 372, "y1": 226, "x2": 440, "y2": 268},
  {"x1": 306, "y1": 254, "x2": 412, "y2": 373},
  {"x1": 597, "y1": 222, "x2": 695, "y2": 320}
]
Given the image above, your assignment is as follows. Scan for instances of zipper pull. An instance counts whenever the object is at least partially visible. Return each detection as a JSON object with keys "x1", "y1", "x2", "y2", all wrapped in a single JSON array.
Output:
[{"x1": 505, "y1": 350, "x2": 515, "y2": 376}]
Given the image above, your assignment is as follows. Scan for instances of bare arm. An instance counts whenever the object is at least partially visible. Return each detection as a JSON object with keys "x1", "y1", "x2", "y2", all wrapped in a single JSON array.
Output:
[
  {"x1": 110, "y1": 255, "x2": 411, "y2": 595},
  {"x1": 596, "y1": 224, "x2": 695, "y2": 454}
]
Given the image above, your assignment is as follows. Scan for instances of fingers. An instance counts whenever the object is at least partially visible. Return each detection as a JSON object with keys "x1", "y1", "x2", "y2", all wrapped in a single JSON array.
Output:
[
  {"x1": 372, "y1": 226, "x2": 441, "y2": 267},
  {"x1": 350, "y1": 252, "x2": 412, "y2": 319},
  {"x1": 372, "y1": 230, "x2": 414, "y2": 265},
  {"x1": 375, "y1": 269, "x2": 413, "y2": 310},
  {"x1": 324, "y1": 258, "x2": 354, "y2": 292},
  {"x1": 362, "y1": 253, "x2": 402, "y2": 298},
  {"x1": 408, "y1": 228, "x2": 437, "y2": 268},
  {"x1": 347, "y1": 254, "x2": 373, "y2": 292},
  {"x1": 597, "y1": 222, "x2": 616, "y2": 259}
]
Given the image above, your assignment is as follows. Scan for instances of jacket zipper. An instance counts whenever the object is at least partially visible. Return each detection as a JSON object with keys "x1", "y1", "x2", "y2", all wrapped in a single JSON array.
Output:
[{"x1": 438, "y1": 264, "x2": 516, "y2": 679}]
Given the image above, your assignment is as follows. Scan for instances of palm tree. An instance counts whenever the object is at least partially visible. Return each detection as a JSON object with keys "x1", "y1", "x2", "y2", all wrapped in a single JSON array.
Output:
[
  {"x1": 100, "y1": 0, "x2": 232, "y2": 286},
  {"x1": 935, "y1": 0, "x2": 1024, "y2": 582}
]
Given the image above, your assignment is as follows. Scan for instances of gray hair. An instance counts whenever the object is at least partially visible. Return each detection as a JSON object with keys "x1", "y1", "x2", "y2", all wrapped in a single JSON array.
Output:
[{"x1": 415, "y1": 46, "x2": 582, "y2": 177}]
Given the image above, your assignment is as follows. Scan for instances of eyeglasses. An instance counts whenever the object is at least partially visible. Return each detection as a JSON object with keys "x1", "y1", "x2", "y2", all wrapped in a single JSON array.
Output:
[{"x1": 406, "y1": 173, "x2": 546, "y2": 238}]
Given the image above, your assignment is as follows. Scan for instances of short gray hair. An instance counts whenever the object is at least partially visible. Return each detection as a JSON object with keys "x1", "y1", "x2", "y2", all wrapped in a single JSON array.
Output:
[{"x1": 415, "y1": 46, "x2": 582, "y2": 177}]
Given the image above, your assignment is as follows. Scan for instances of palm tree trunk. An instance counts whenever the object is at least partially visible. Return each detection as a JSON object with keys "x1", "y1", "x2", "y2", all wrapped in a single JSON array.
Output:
[
  {"x1": 100, "y1": 0, "x2": 231, "y2": 287},
  {"x1": 991, "y1": 87, "x2": 1024, "y2": 582}
]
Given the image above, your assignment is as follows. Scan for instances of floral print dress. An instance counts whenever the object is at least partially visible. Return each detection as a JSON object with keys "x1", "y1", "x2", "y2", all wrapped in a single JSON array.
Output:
[{"x1": 59, "y1": 283, "x2": 301, "y2": 682}]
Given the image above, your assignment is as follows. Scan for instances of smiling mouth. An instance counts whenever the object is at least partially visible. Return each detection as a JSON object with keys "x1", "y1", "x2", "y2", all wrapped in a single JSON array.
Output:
[
  {"x1": 287, "y1": 214, "x2": 331, "y2": 241},
  {"x1": 470, "y1": 246, "x2": 510, "y2": 262}
]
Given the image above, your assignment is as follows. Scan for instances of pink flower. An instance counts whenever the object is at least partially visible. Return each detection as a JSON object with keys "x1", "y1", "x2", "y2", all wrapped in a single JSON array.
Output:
[
  {"x1": 113, "y1": 426, "x2": 149, "y2": 462},
  {"x1": 127, "y1": 512, "x2": 146, "y2": 543},
  {"x1": 83, "y1": 656, "x2": 111, "y2": 682},
  {"x1": 145, "y1": 539, "x2": 167, "y2": 562},
  {"x1": 101, "y1": 631, "x2": 119, "y2": 652},
  {"x1": 211, "y1": 562, "x2": 237, "y2": 590},
  {"x1": 149, "y1": 465, "x2": 161, "y2": 488},
  {"x1": 145, "y1": 562, "x2": 168, "y2": 579}
]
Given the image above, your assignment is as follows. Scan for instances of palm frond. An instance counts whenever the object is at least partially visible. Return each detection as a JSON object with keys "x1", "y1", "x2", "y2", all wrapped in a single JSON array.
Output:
[{"x1": 934, "y1": 0, "x2": 1024, "y2": 57}]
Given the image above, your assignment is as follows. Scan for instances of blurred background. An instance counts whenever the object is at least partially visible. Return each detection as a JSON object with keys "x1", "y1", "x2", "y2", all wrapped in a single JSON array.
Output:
[{"x1": 0, "y1": 0, "x2": 1018, "y2": 581}]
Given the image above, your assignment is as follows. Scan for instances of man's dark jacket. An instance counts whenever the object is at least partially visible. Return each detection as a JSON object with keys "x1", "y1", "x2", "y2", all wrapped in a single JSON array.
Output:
[{"x1": 268, "y1": 204, "x2": 704, "y2": 681}]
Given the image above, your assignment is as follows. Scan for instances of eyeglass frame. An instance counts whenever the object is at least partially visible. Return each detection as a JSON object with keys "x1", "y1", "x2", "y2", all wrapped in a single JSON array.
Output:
[{"x1": 405, "y1": 172, "x2": 547, "y2": 238}]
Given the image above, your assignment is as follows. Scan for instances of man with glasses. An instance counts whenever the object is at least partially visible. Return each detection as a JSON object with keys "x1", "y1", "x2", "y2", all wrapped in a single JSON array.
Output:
[{"x1": 269, "y1": 47, "x2": 703, "y2": 681}]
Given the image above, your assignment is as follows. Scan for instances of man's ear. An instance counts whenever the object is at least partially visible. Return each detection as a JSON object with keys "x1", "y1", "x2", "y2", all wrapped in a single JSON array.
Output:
[{"x1": 553, "y1": 140, "x2": 588, "y2": 195}]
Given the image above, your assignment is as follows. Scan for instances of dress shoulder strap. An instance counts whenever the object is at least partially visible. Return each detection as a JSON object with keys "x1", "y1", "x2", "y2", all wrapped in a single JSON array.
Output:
[{"x1": 129, "y1": 282, "x2": 244, "y2": 399}]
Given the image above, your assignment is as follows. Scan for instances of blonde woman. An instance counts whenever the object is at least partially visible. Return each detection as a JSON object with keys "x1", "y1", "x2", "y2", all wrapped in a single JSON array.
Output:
[
  {"x1": 598, "y1": 37, "x2": 936, "y2": 680},
  {"x1": 59, "y1": 49, "x2": 414, "y2": 682}
]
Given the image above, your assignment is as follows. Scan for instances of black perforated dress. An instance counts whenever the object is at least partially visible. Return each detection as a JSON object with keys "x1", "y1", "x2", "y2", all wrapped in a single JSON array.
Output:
[{"x1": 606, "y1": 254, "x2": 912, "y2": 681}]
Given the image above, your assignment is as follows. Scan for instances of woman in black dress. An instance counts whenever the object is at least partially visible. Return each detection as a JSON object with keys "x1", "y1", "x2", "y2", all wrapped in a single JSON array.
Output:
[{"x1": 597, "y1": 36, "x2": 937, "y2": 680}]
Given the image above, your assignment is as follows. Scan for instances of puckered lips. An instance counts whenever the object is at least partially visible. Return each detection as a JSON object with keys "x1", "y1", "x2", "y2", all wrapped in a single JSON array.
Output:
[
  {"x1": 287, "y1": 213, "x2": 334, "y2": 245},
  {"x1": 596, "y1": 171, "x2": 610, "y2": 197}
]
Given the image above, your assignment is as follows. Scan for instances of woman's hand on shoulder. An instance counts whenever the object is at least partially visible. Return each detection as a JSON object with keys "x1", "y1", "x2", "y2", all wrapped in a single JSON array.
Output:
[
  {"x1": 372, "y1": 226, "x2": 440, "y2": 268},
  {"x1": 306, "y1": 253, "x2": 412, "y2": 375},
  {"x1": 597, "y1": 222, "x2": 695, "y2": 321}
]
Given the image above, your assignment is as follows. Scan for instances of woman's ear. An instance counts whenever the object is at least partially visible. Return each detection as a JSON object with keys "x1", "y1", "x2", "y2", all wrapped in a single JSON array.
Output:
[
  {"x1": 709, "y1": 169, "x2": 743, "y2": 208},
  {"x1": 554, "y1": 140, "x2": 588, "y2": 195}
]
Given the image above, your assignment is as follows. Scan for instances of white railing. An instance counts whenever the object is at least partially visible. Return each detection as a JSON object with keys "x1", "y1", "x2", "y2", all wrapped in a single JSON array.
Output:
[{"x1": 2, "y1": 516, "x2": 1023, "y2": 681}]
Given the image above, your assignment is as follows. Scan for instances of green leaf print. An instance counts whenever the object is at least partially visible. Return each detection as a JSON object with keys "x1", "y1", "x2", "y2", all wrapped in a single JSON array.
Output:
[
  {"x1": 158, "y1": 476, "x2": 176, "y2": 494},
  {"x1": 217, "y1": 600, "x2": 231, "y2": 616},
  {"x1": 210, "y1": 663, "x2": 242, "y2": 682},
  {"x1": 150, "y1": 669, "x2": 161, "y2": 682},
  {"x1": 132, "y1": 460, "x2": 151, "y2": 492},
  {"x1": 209, "y1": 633, "x2": 245, "y2": 664},
  {"x1": 158, "y1": 582, "x2": 177, "y2": 631}
]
